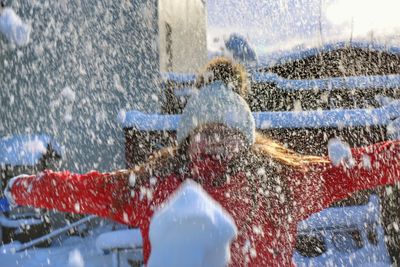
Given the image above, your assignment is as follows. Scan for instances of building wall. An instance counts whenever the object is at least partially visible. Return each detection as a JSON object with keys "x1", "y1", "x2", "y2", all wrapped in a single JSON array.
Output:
[
  {"x1": 158, "y1": 0, "x2": 207, "y2": 74},
  {"x1": 0, "y1": 0, "x2": 161, "y2": 172}
]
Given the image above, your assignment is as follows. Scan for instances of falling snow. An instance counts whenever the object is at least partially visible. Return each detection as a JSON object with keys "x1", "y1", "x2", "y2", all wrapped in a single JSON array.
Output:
[{"x1": 1, "y1": 0, "x2": 400, "y2": 266}]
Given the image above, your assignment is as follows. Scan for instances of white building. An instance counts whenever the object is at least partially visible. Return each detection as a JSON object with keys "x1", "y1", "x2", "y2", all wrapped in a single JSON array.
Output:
[
  {"x1": 0, "y1": 0, "x2": 207, "y2": 172},
  {"x1": 158, "y1": 0, "x2": 207, "y2": 73}
]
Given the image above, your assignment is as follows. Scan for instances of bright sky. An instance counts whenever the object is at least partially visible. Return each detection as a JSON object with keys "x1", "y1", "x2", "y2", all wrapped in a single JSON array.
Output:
[{"x1": 207, "y1": 0, "x2": 400, "y2": 53}]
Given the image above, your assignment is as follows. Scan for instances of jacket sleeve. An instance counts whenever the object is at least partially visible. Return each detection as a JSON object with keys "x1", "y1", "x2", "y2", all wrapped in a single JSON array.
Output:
[
  {"x1": 292, "y1": 140, "x2": 400, "y2": 220},
  {"x1": 320, "y1": 140, "x2": 400, "y2": 207},
  {"x1": 7, "y1": 169, "x2": 136, "y2": 221}
]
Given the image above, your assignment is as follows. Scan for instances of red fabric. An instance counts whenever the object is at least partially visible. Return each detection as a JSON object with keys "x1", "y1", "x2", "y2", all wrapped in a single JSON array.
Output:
[{"x1": 10, "y1": 140, "x2": 400, "y2": 266}]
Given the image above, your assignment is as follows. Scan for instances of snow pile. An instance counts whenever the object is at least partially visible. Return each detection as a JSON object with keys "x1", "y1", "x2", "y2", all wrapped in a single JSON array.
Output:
[
  {"x1": 23, "y1": 139, "x2": 47, "y2": 155},
  {"x1": 148, "y1": 180, "x2": 237, "y2": 267},
  {"x1": 95, "y1": 229, "x2": 142, "y2": 253},
  {"x1": 68, "y1": 249, "x2": 84, "y2": 267},
  {"x1": 0, "y1": 134, "x2": 62, "y2": 166},
  {"x1": 328, "y1": 138, "x2": 354, "y2": 167},
  {"x1": 0, "y1": 222, "x2": 143, "y2": 267},
  {"x1": 0, "y1": 7, "x2": 31, "y2": 46}
]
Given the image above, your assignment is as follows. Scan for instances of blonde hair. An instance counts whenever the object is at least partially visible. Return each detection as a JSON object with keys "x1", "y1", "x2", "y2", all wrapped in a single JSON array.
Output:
[
  {"x1": 253, "y1": 132, "x2": 329, "y2": 169},
  {"x1": 126, "y1": 132, "x2": 328, "y2": 182}
]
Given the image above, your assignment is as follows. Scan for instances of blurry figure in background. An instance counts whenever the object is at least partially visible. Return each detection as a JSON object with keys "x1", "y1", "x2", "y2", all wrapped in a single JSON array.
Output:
[
  {"x1": 0, "y1": 3, "x2": 31, "y2": 46},
  {"x1": 4, "y1": 79, "x2": 400, "y2": 266},
  {"x1": 224, "y1": 33, "x2": 258, "y2": 66}
]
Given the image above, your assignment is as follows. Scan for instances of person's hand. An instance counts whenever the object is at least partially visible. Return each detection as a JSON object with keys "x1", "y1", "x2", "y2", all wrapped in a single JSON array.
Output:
[
  {"x1": 0, "y1": 197, "x2": 10, "y2": 212},
  {"x1": 328, "y1": 138, "x2": 355, "y2": 167},
  {"x1": 3, "y1": 174, "x2": 30, "y2": 209}
]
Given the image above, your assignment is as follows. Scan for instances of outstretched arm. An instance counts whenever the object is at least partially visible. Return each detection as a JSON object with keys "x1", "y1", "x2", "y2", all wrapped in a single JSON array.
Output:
[
  {"x1": 321, "y1": 140, "x2": 400, "y2": 206},
  {"x1": 5, "y1": 170, "x2": 134, "y2": 221},
  {"x1": 293, "y1": 140, "x2": 400, "y2": 220}
]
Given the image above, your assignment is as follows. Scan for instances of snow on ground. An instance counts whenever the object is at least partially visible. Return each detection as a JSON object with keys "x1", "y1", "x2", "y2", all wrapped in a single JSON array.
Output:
[
  {"x1": 0, "y1": 222, "x2": 142, "y2": 267},
  {"x1": 148, "y1": 180, "x2": 237, "y2": 267},
  {"x1": 294, "y1": 195, "x2": 391, "y2": 266}
]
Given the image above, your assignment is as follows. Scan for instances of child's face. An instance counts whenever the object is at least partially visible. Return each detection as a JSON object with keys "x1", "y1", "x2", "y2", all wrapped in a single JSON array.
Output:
[{"x1": 188, "y1": 124, "x2": 247, "y2": 161}]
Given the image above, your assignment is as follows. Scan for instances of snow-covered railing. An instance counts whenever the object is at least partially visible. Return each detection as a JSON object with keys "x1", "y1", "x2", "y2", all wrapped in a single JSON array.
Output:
[
  {"x1": 0, "y1": 214, "x2": 42, "y2": 228},
  {"x1": 294, "y1": 194, "x2": 391, "y2": 266},
  {"x1": 10, "y1": 215, "x2": 97, "y2": 253},
  {"x1": 96, "y1": 229, "x2": 143, "y2": 267},
  {"x1": 163, "y1": 42, "x2": 400, "y2": 92},
  {"x1": 252, "y1": 72, "x2": 400, "y2": 92},
  {"x1": 96, "y1": 229, "x2": 143, "y2": 253},
  {"x1": 161, "y1": 72, "x2": 196, "y2": 84},
  {"x1": 297, "y1": 195, "x2": 380, "y2": 231},
  {"x1": 120, "y1": 100, "x2": 400, "y2": 131},
  {"x1": 252, "y1": 42, "x2": 400, "y2": 91},
  {"x1": 163, "y1": 71, "x2": 400, "y2": 94},
  {"x1": 258, "y1": 41, "x2": 400, "y2": 67},
  {"x1": 253, "y1": 99, "x2": 400, "y2": 129},
  {"x1": 0, "y1": 134, "x2": 63, "y2": 167}
]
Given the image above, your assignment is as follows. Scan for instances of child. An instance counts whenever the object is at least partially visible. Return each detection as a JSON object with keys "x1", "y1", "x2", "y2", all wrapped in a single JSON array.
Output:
[{"x1": 5, "y1": 82, "x2": 400, "y2": 266}]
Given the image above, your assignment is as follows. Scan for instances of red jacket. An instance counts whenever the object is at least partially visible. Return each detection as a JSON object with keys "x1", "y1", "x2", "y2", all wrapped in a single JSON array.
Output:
[{"x1": 9, "y1": 141, "x2": 400, "y2": 266}]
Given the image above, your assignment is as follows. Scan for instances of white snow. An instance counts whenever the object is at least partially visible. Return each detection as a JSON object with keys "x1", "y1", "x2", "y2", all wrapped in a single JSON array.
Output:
[
  {"x1": 294, "y1": 195, "x2": 391, "y2": 266},
  {"x1": 120, "y1": 99, "x2": 400, "y2": 130},
  {"x1": 120, "y1": 110, "x2": 180, "y2": 131},
  {"x1": 0, "y1": 213, "x2": 42, "y2": 228},
  {"x1": 161, "y1": 72, "x2": 196, "y2": 84},
  {"x1": 0, "y1": 7, "x2": 31, "y2": 46},
  {"x1": 23, "y1": 139, "x2": 47, "y2": 155},
  {"x1": 387, "y1": 117, "x2": 400, "y2": 140},
  {"x1": 61, "y1": 86, "x2": 76, "y2": 102},
  {"x1": 68, "y1": 249, "x2": 84, "y2": 267},
  {"x1": 328, "y1": 138, "x2": 354, "y2": 167},
  {"x1": 0, "y1": 190, "x2": 391, "y2": 267},
  {"x1": 148, "y1": 180, "x2": 237, "y2": 267},
  {"x1": 0, "y1": 222, "x2": 143, "y2": 267},
  {"x1": 0, "y1": 134, "x2": 62, "y2": 167},
  {"x1": 95, "y1": 229, "x2": 142, "y2": 253},
  {"x1": 252, "y1": 72, "x2": 400, "y2": 92}
]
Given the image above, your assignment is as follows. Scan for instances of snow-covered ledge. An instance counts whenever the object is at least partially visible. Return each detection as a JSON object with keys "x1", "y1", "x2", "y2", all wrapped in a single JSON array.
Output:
[
  {"x1": 0, "y1": 134, "x2": 63, "y2": 167},
  {"x1": 252, "y1": 73, "x2": 400, "y2": 92},
  {"x1": 119, "y1": 100, "x2": 400, "y2": 131},
  {"x1": 96, "y1": 229, "x2": 143, "y2": 253},
  {"x1": 162, "y1": 71, "x2": 400, "y2": 92},
  {"x1": 297, "y1": 195, "x2": 381, "y2": 231}
]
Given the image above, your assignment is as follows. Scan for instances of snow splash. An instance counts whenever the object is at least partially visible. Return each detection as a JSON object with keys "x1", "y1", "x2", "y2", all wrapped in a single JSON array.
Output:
[
  {"x1": 148, "y1": 180, "x2": 237, "y2": 267},
  {"x1": 0, "y1": 7, "x2": 31, "y2": 46}
]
